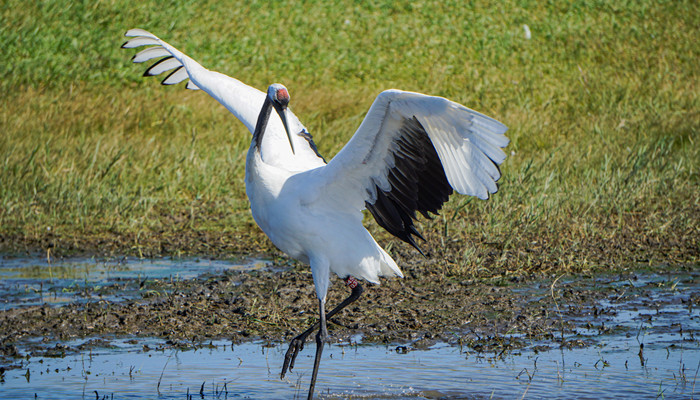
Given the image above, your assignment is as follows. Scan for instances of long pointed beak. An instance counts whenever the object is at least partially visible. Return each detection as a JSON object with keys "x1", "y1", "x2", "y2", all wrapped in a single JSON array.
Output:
[{"x1": 273, "y1": 104, "x2": 296, "y2": 155}]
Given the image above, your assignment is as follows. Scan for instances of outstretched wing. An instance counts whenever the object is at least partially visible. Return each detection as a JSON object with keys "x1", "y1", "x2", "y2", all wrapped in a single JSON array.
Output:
[
  {"x1": 122, "y1": 29, "x2": 325, "y2": 168},
  {"x1": 307, "y1": 90, "x2": 509, "y2": 253},
  {"x1": 122, "y1": 29, "x2": 278, "y2": 135}
]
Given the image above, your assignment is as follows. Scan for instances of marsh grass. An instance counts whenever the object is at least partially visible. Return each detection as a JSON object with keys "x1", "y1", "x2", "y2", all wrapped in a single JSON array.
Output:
[{"x1": 1, "y1": 0, "x2": 697, "y2": 275}]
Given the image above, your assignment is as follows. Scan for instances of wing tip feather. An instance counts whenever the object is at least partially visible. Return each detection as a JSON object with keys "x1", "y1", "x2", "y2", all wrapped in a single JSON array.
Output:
[{"x1": 124, "y1": 28, "x2": 156, "y2": 38}]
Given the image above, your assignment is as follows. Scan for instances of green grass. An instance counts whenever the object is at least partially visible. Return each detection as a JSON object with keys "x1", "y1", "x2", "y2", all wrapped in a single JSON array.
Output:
[{"x1": 1, "y1": 0, "x2": 697, "y2": 274}]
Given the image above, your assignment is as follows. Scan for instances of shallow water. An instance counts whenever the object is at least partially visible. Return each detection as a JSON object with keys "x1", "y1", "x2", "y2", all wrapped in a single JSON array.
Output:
[
  {"x1": 0, "y1": 258, "x2": 698, "y2": 399},
  {"x1": 0, "y1": 256, "x2": 271, "y2": 308},
  {"x1": 0, "y1": 335, "x2": 696, "y2": 399}
]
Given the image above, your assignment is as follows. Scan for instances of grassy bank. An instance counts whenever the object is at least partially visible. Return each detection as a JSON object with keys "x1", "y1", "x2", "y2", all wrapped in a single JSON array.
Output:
[{"x1": 1, "y1": 0, "x2": 697, "y2": 275}]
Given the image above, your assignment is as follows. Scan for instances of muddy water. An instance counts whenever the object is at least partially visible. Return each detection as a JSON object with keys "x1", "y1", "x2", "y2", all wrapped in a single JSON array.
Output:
[{"x1": 0, "y1": 257, "x2": 698, "y2": 399}]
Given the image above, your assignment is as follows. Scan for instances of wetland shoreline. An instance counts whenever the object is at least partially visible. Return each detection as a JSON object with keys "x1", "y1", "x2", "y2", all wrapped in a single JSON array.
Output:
[{"x1": 0, "y1": 251, "x2": 696, "y2": 372}]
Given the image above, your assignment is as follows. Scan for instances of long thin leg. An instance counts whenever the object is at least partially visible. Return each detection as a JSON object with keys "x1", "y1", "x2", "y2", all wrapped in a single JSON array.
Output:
[
  {"x1": 307, "y1": 298, "x2": 327, "y2": 400},
  {"x1": 281, "y1": 277, "x2": 364, "y2": 379}
]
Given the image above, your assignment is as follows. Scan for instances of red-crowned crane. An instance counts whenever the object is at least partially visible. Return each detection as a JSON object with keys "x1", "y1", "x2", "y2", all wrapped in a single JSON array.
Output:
[{"x1": 122, "y1": 28, "x2": 509, "y2": 399}]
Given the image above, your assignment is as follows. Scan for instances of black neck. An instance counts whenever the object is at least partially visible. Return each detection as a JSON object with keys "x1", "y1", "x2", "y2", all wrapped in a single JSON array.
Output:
[{"x1": 252, "y1": 97, "x2": 273, "y2": 152}]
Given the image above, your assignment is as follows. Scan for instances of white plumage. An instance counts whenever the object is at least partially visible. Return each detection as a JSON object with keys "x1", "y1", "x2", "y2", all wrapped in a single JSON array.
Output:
[
  {"x1": 122, "y1": 28, "x2": 508, "y2": 400},
  {"x1": 124, "y1": 28, "x2": 325, "y2": 170}
]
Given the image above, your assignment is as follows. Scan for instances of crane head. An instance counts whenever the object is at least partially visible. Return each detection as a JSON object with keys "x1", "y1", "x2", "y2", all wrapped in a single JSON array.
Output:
[{"x1": 267, "y1": 83, "x2": 296, "y2": 154}]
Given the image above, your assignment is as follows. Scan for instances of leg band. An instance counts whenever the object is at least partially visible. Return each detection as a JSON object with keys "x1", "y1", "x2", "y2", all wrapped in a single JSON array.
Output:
[{"x1": 345, "y1": 276, "x2": 359, "y2": 289}]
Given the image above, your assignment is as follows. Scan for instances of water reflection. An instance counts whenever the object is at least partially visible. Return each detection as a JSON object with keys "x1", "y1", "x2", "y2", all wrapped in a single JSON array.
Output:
[
  {"x1": 0, "y1": 256, "x2": 271, "y2": 308},
  {"x1": 0, "y1": 335, "x2": 697, "y2": 399}
]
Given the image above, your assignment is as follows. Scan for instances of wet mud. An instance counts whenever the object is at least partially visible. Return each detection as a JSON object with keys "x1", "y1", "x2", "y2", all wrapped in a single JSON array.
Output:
[{"x1": 0, "y1": 257, "x2": 697, "y2": 373}]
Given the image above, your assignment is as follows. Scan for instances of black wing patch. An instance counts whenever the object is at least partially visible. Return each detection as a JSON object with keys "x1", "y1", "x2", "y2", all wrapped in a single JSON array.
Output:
[
  {"x1": 365, "y1": 117, "x2": 453, "y2": 255},
  {"x1": 299, "y1": 129, "x2": 326, "y2": 162}
]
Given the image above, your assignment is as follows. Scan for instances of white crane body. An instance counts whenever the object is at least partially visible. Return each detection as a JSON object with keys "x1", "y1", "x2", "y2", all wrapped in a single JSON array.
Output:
[{"x1": 246, "y1": 147, "x2": 401, "y2": 300}]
